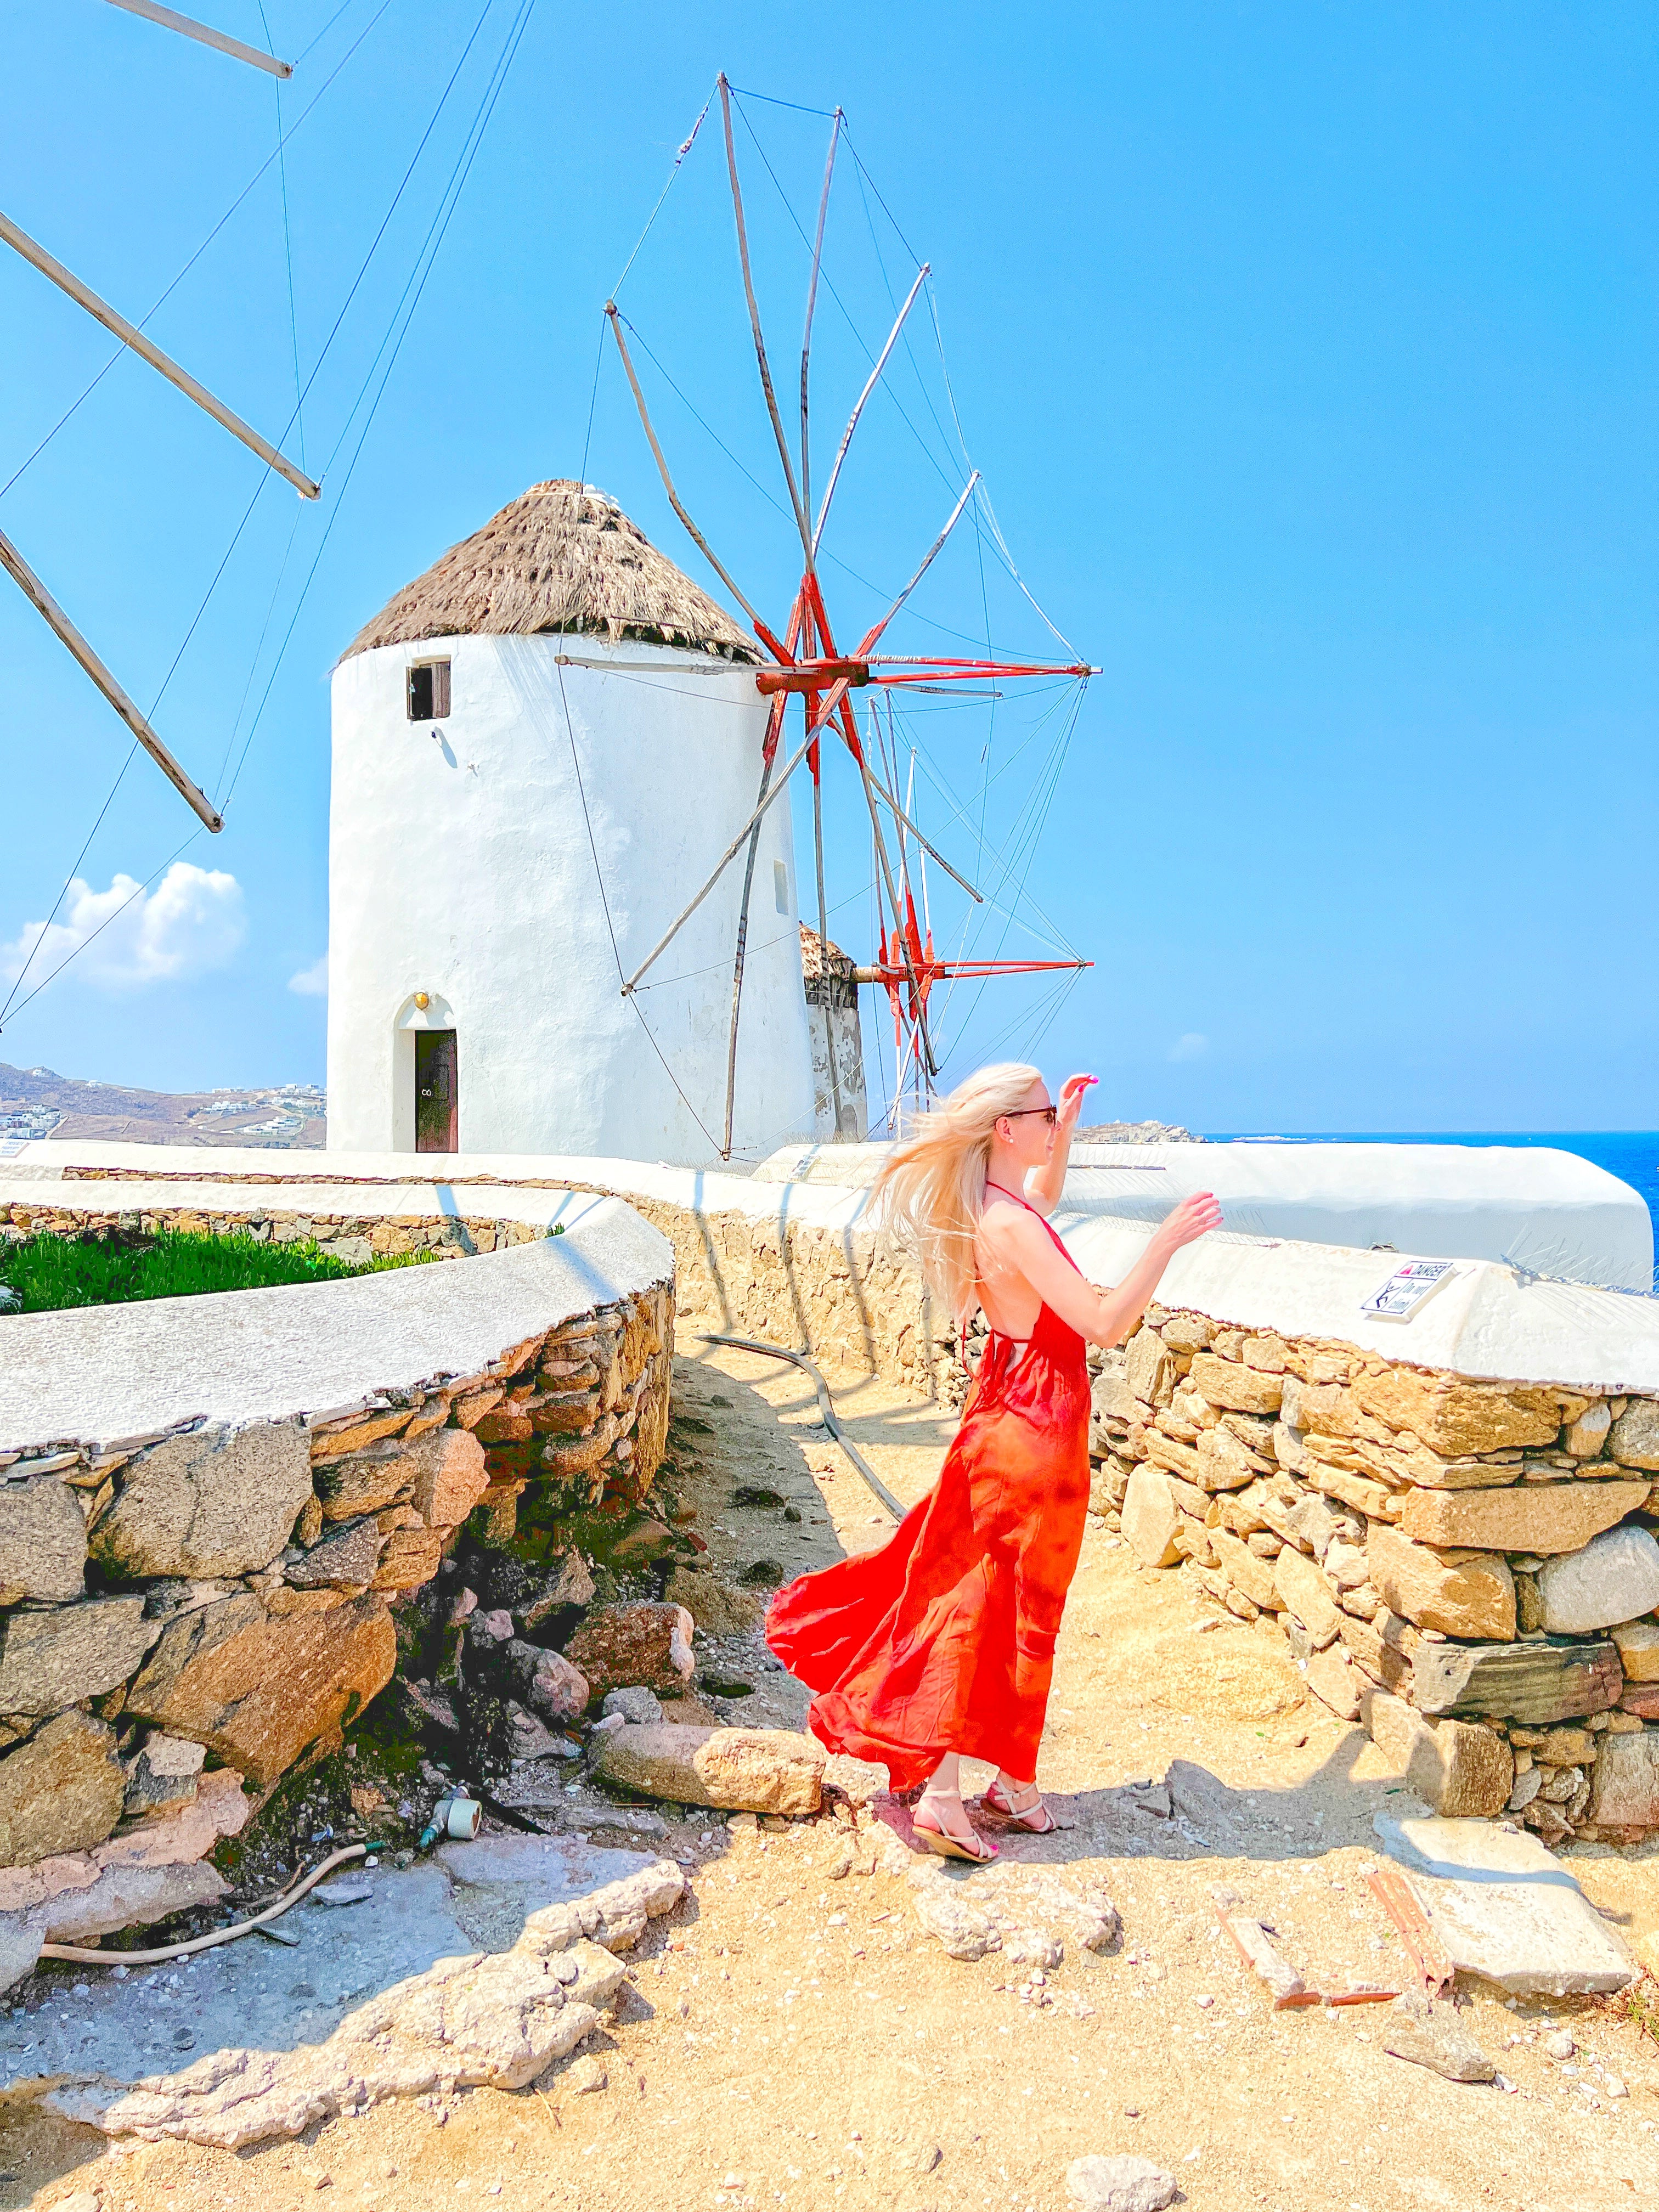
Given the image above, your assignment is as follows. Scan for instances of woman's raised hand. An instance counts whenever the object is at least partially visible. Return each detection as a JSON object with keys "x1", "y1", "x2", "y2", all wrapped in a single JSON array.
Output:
[
  {"x1": 1056, "y1": 1074, "x2": 1098, "y2": 1136},
  {"x1": 1156, "y1": 1191, "x2": 1224, "y2": 1251}
]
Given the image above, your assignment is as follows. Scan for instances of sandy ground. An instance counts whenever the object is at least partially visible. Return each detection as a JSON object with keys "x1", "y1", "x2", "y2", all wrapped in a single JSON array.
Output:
[{"x1": 8, "y1": 1340, "x2": 1659, "y2": 2212}]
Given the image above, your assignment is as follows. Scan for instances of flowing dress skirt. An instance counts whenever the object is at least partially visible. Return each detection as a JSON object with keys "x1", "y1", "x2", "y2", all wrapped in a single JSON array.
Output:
[{"x1": 765, "y1": 1301, "x2": 1091, "y2": 1792}]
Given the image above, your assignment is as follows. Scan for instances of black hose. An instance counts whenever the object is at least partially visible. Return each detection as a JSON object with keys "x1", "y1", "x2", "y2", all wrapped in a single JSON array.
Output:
[{"x1": 694, "y1": 1333, "x2": 905, "y2": 1520}]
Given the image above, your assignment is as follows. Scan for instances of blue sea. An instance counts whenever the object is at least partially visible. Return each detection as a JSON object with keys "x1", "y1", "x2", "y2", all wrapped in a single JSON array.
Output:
[{"x1": 1209, "y1": 1131, "x2": 1659, "y2": 1259}]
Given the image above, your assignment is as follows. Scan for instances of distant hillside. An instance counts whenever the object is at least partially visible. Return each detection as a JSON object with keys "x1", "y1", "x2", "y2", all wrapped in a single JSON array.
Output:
[
  {"x1": 1076, "y1": 1120, "x2": 1202, "y2": 1145},
  {"x1": 0, "y1": 1060, "x2": 324, "y2": 1149}
]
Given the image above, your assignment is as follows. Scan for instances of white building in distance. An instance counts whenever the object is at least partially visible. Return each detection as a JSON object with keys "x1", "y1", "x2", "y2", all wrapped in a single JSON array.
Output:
[{"x1": 326, "y1": 480, "x2": 816, "y2": 1164}]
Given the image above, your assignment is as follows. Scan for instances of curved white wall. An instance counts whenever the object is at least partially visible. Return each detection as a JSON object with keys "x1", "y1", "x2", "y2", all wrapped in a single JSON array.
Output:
[{"x1": 327, "y1": 636, "x2": 816, "y2": 1164}]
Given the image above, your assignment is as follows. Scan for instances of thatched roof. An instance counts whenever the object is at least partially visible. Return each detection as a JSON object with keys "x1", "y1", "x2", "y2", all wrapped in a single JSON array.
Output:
[
  {"x1": 799, "y1": 924, "x2": 856, "y2": 985},
  {"x1": 342, "y1": 480, "x2": 759, "y2": 663}
]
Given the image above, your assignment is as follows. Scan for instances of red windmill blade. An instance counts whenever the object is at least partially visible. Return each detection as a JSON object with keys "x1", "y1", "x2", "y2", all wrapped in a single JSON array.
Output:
[{"x1": 608, "y1": 74, "x2": 1095, "y2": 1154}]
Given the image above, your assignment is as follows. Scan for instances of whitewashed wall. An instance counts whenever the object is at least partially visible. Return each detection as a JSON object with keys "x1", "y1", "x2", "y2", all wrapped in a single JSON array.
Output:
[{"x1": 327, "y1": 635, "x2": 816, "y2": 1164}]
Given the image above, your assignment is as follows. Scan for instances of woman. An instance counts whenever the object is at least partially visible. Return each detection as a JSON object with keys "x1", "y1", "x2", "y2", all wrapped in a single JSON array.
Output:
[{"x1": 766, "y1": 1063, "x2": 1222, "y2": 1860}]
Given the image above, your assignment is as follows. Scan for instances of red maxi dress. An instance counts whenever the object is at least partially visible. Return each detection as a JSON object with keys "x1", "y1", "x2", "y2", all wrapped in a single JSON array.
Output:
[{"x1": 765, "y1": 1188, "x2": 1092, "y2": 1791}]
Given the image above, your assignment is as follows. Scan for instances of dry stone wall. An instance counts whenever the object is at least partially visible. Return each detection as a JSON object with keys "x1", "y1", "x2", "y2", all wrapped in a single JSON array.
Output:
[
  {"x1": 1092, "y1": 1308, "x2": 1659, "y2": 1843},
  {"x1": 0, "y1": 1194, "x2": 673, "y2": 1973},
  {"x1": 575, "y1": 1188, "x2": 961, "y2": 1405}
]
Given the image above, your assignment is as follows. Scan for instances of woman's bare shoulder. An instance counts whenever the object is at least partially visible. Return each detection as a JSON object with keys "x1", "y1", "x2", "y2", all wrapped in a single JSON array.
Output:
[{"x1": 977, "y1": 1199, "x2": 1047, "y2": 1260}]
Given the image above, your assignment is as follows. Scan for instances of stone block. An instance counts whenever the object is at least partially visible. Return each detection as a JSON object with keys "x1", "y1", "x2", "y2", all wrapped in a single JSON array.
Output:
[
  {"x1": 1611, "y1": 1618, "x2": 1659, "y2": 1681},
  {"x1": 1367, "y1": 1525, "x2": 1514, "y2": 1640},
  {"x1": 314, "y1": 1444, "x2": 414, "y2": 1523},
  {"x1": 1413, "y1": 1638, "x2": 1621, "y2": 1723},
  {"x1": 1352, "y1": 1370, "x2": 1562, "y2": 1455},
  {"x1": 1609, "y1": 1398, "x2": 1659, "y2": 1471},
  {"x1": 1159, "y1": 1314, "x2": 1214, "y2": 1353},
  {"x1": 407, "y1": 1429, "x2": 490, "y2": 1528},
  {"x1": 1587, "y1": 1730, "x2": 1659, "y2": 1830},
  {"x1": 1211, "y1": 1527, "x2": 1279, "y2": 1611},
  {"x1": 123, "y1": 1731, "x2": 205, "y2": 1821},
  {"x1": 592, "y1": 1721, "x2": 825, "y2": 1816},
  {"x1": 565, "y1": 1602, "x2": 695, "y2": 1699},
  {"x1": 1617, "y1": 1681, "x2": 1659, "y2": 1719},
  {"x1": 1306, "y1": 1460, "x2": 1399, "y2": 1521},
  {"x1": 1534, "y1": 1526, "x2": 1659, "y2": 1634},
  {"x1": 1337, "y1": 1609, "x2": 1413, "y2": 1695},
  {"x1": 1272, "y1": 1547, "x2": 1342, "y2": 1648},
  {"x1": 1195, "y1": 1424, "x2": 1271, "y2": 1492},
  {"x1": 1091, "y1": 1363, "x2": 1136, "y2": 1431},
  {"x1": 92, "y1": 1422, "x2": 314, "y2": 1581},
  {"x1": 1272, "y1": 1420, "x2": 1307, "y2": 1475},
  {"x1": 0, "y1": 1711, "x2": 125, "y2": 1865},
  {"x1": 1120, "y1": 1465, "x2": 1181, "y2": 1569},
  {"x1": 287, "y1": 1517, "x2": 385, "y2": 1590},
  {"x1": 1304, "y1": 1643, "x2": 1362, "y2": 1719},
  {"x1": 1511, "y1": 1725, "x2": 1594, "y2": 1762},
  {"x1": 370, "y1": 1527, "x2": 446, "y2": 1592},
  {"x1": 1187, "y1": 1354, "x2": 1283, "y2": 1417},
  {"x1": 1124, "y1": 1329, "x2": 1173, "y2": 1408},
  {"x1": 1400, "y1": 1479, "x2": 1647, "y2": 1558},
  {"x1": 1363, "y1": 1691, "x2": 1513, "y2": 1816},
  {"x1": 0, "y1": 1475, "x2": 87, "y2": 1606},
  {"x1": 126, "y1": 1591, "x2": 396, "y2": 1786},
  {"x1": 1256, "y1": 1484, "x2": 1350, "y2": 1561},
  {"x1": 1562, "y1": 1402, "x2": 1612, "y2": 1459},
  {"x1": 0, "y1": 1595, "x2": 160, "y2": 1714}
]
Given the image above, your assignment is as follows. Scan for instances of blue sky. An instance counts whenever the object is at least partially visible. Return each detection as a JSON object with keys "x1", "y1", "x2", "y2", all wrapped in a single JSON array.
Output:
[{"x1": 1, "y1": 2, "x2": 1653, "y2": 1133}]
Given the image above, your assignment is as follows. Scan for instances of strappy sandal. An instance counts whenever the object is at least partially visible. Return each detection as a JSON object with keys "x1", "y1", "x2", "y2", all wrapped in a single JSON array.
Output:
[
  {"x1": 981, "y1": 1778, "x2": 1058, "y2": 1834},
  {"x1": 912, "y1": 1796, "x2": 998, "y2": 1864}
]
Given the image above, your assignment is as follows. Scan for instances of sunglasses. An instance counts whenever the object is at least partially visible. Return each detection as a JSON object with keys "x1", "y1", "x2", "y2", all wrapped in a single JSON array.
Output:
[{"x1": 1002, "y1": 1105, "x2": 1057, "y2": 1127}]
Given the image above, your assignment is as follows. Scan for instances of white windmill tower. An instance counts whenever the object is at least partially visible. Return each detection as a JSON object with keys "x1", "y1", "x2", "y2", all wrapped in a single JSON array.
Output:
[{"x1": 324, "y1": 479, "x2": 816, "y2": 1164}]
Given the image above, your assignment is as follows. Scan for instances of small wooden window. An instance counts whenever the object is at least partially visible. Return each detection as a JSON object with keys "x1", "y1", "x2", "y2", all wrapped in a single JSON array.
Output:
[{"x1": 408, "y1": 659, "x2": 451, "y2": 721}]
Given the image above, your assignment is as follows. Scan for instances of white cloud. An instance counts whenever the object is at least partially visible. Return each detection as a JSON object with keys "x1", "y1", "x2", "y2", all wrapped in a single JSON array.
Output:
[
  {"x1": 1169, "y1": 1031, "x2": 1208, "y2": 1063},
  {"x1": 289, "y1": 951, "x2": 329, "y2": 997},
  {"x1": 1, "y1": 864, "x2": 245, "y2": 991}
]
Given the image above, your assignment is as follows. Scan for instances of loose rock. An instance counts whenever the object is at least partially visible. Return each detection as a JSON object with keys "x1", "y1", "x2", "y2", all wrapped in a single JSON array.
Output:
[
  {"x1": 1065, "y1": 2152, "x2": 1177, "y2": 2212},
  {"x1": 1382, "y1": 1991, "x2": 1496, "y2": 2083},
  {"x1": 566, "y1": 1601, "x2": 695, "y2": 1699},
  {"x1": 593, "y1": 1720, "x2": 824, "y2": 1816}
]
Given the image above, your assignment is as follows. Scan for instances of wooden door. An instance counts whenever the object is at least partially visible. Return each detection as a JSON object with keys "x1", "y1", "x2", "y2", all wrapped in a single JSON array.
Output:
[{"x1": 415, "y1": 1029, "x2": 458, "y2": 1153}]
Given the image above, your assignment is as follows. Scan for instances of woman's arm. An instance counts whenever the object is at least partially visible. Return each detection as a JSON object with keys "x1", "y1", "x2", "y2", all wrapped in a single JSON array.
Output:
[
  {"x1": 1022, "y1": 1073, "x2": 1096, "y2": 1215},
  {"x1": 981, "y1": 1192, "x2": 1223, "y2": 1346}
]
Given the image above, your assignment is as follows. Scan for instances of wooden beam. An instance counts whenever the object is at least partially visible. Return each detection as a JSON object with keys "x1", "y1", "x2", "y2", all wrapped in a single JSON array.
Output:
[
  {"x1": 0, "y1": 210, "x2": 319, "y2": 499},
  {"x1": 103, "y1": 0, "x2": 292, "y2": 77},
  {"x1": 0, "y1": 528, "x2": 223, "y2": 832}
]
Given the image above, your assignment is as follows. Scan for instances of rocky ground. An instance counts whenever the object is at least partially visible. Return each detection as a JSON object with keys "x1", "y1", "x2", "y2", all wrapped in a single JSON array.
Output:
[{"x1": 7, "y1": 1341, "x2": 1659, "y2": 2211}]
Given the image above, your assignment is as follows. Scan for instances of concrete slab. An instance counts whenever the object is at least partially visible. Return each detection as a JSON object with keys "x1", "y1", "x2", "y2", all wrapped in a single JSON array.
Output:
[
  {"x1": 0, "y1": 1836, "x2": 654, "y2": 2095},
  {"x1": 1373, "y1": 1813, "x2": 1638, "y2": 1996}
]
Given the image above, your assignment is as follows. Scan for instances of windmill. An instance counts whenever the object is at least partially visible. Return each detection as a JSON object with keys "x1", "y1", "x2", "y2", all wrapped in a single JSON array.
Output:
[{"x1": 605, "y1": 78, "x2": 1095, "y2": 1156}]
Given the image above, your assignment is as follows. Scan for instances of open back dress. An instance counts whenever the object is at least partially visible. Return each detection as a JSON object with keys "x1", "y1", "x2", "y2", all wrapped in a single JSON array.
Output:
[{"x1": 765, "y1": 1187, "x2": 1092, "y2": 1791}]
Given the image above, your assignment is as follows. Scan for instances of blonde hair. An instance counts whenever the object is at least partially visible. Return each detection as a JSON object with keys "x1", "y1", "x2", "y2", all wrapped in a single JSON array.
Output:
[{"x1": 868, "y1": 1063, "x2": 1043, "y2": 1322}]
